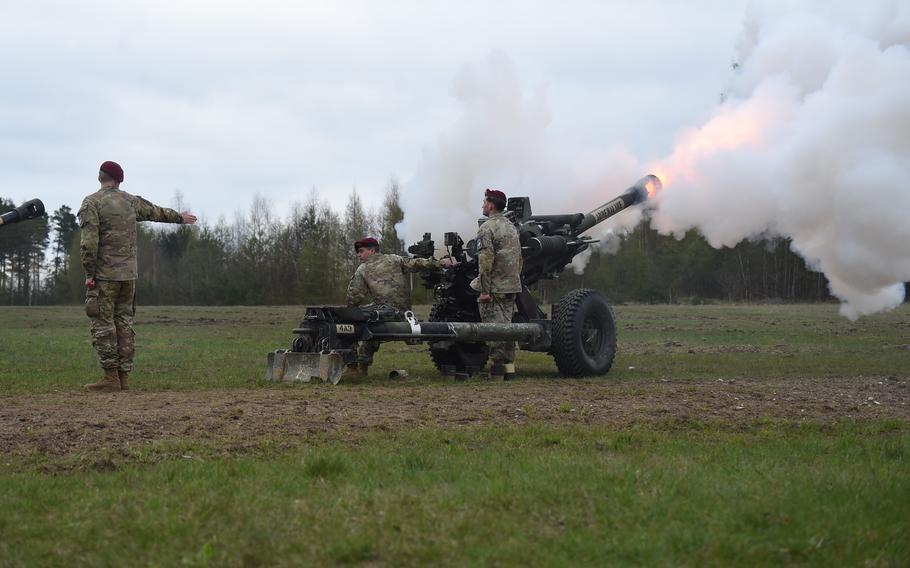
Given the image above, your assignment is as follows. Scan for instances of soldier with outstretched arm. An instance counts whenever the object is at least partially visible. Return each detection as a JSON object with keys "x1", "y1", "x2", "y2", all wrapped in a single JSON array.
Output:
[
  {"x1": 472, "y1": 188, "x2": 522, "y2": 380},
  {"x1": 346, "y1": 236, "x2": 449, "y2": 312},
  {"x1": 79, "y1": 161, "x2": 197, "y2": 391},
  {"x1": 345, "y1": 236, "x2": 451, "y2": 376}
]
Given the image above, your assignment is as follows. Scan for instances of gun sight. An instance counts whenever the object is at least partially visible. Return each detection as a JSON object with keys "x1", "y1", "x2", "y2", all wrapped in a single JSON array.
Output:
[{"x1": 407, "y1": 232, "x2": 435, "y2": 259}]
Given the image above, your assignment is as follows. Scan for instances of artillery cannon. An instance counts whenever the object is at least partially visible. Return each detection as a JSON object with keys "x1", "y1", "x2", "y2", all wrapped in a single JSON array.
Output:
[
  {"x1": 0, "y1": 199, "x2": 45, "y2": 227},
  {"x1": 266, "y1": 175, "x2": 660, "y2": 384}
]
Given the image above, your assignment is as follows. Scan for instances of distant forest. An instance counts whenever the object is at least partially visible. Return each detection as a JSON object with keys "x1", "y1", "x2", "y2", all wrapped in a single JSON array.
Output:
[{"x1": 1, "y1": 181, "x2": 904, "y2": 307}]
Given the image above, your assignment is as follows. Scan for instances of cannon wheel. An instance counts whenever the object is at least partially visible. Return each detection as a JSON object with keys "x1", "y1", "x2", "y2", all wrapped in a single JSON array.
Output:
[
  {"x1": 551, "y1": 288, "x2": 616, "y2": 376},
  {"x1": 428, "y1": 301, "x2": 490, "y2": 376}
]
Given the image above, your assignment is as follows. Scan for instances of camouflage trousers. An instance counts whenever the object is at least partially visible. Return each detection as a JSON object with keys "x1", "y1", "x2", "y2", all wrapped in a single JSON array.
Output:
[
  {"x1": 85, "y1": 279, "x2": 136, "y2": 371},
  {"x1": 478, "y1": 293, "x2": 516, "y2": 364}
]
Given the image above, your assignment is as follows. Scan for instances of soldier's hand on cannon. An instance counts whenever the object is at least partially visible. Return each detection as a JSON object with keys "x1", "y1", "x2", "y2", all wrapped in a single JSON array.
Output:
[{"x1": 180, "y1": 211, "x2": 198, "y2": 224}]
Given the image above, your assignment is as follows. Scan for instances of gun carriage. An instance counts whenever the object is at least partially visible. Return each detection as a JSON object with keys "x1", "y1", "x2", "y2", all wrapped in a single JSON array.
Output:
[{"x1": 266, "y1": 176, "x2": 660, "y2": 384}]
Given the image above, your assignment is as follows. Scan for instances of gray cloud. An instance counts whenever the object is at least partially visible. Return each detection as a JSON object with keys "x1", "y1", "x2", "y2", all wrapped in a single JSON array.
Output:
[{"x1": 1, "y1": 0, "x2": 746, "y2": 222}]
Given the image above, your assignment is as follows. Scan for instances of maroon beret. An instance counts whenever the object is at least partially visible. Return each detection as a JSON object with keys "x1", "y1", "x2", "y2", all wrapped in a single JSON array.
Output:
[
  {"x1": 485, "y1": 188, "x2": 507, "y2": 203},
  {"x1": 99, "y1": 161, "x2": 124, "y2": 183},
  {"x1": 354, "y1": 236, "x2": 380, "y2": 251}
]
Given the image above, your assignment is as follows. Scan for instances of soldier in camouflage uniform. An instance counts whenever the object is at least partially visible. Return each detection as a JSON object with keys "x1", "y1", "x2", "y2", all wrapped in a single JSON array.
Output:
[
  {"x1": 473, "y1": 188, "x2": 522, "y2": 380},
  {"x1": 345, "y1": 236, "x2": 448, "y2": 376},
  {"x1": 79, "y1": 161, "x2": 197, "y2": 391},
  {"x1": 346, "y1": 236, "x2": 445, "y2": 311}
]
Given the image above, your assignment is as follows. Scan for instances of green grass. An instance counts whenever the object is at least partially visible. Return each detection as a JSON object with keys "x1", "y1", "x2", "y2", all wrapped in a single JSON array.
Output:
[
  {"x1": 1, "y1": 303, "x2": 907, "y2": 393},
  {"x1": 2, "y1": 424, "x2": 908, "y2": 567},
  {"x1": 0, "y1": 305, "x2": 298, "y2": 392},
  {"x1": 1, "y1": 303, "x2": 909, "y2": 566},
  {"x1": 614, "y1": 303, "x2": 910, "y2": 379}
]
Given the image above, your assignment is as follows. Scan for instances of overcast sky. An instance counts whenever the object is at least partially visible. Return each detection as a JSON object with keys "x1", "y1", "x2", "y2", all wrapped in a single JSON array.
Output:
[{"x1": 1, "y1": 0, "x2": 750, "y2": 222}]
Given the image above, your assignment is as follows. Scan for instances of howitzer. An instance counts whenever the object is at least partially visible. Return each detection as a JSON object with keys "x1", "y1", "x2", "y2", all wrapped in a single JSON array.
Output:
[
  {"x1": 0, "y1": 199, "x2": 45, "y2": 227},
  {"x1": 266, "y1": 175, "x2": 660, "y2": 384}
]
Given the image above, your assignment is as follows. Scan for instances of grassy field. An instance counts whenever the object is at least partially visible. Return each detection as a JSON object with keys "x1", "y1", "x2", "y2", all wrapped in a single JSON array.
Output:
[
  {"x1": 1, "y1": 302, "x2": 908, "y2": 393},
  {"x1": 1, "y1": 303, "x2": 908, "y2": 566}
]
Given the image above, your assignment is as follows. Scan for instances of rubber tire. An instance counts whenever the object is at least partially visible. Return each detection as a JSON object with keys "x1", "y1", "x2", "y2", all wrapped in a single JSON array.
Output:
[
  {"x1": 428, "y1": 301, "x2": 489, "y2": 375},
  {"x1": 551, "y1": 288, "x2": 617, "y2": 376}
]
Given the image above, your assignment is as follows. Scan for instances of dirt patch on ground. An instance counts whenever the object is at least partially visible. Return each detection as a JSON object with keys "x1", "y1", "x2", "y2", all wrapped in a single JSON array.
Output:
[{"x1": 2, "y1": 375, "x2": 908, "y2": 463}]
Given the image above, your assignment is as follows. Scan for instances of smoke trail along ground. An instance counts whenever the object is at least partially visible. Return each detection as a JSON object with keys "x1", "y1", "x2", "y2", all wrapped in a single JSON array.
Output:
[{"x1": 649, "y1": 1, "x2": 910, "y2": 319}]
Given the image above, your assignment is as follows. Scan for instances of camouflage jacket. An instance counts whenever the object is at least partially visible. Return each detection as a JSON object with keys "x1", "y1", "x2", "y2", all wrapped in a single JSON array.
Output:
[
  {"x1": 79, "y1": 186, "x2": 184, "y2": 280},
  {"x1": 346, "y1": 253, "x2": 441, "y2": 311},
  {"x1": 476, "y1": 212, "x2": 522, "y2": 295}
]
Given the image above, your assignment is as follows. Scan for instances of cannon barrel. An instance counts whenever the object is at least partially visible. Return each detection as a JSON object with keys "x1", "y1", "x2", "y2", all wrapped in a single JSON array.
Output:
[
  {"x1": 0, "y1": 199, "x2": 46, "y2": 227},
  {"x1": 514, "y1": 174, "x2": 661, "y2": 286},
  {"x1": 572, "y1": 174, "x2": 660, "y2": 236},
  {"x1": 528, "y1": 213, "x2": 585, "y2": 228}
]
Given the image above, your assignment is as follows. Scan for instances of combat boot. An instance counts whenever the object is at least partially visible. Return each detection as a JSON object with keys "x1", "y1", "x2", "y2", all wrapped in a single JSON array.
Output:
[
  {"x1": 85, "y1": 368, "x2": 121, "y2": 392},
  {"x1": 118, "y1": 370, "x2": 130, "y2": 391},
  {"x1": 504, "y1": 363, "x2": 516, "y2": 381},
  {"x1": 339, "y1": 364, "x2": 368, "y2": 381},
  {"x1": 490, "y1": 363, "x2": 506, "y2": 381}
]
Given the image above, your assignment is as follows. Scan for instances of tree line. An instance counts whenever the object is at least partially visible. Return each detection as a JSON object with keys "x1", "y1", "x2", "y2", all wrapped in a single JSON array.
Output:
[{"x1": 1, "y1": 183, "x2": 904, "y2": 307}]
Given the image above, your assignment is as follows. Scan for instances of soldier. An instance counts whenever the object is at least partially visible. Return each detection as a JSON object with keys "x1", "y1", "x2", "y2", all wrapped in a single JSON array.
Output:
[
  {"x1": 345, "y1": 236, "x2": 449, "y2": 376},
  {"x1": 79, "y1": 161, "x2": 197, "y2": 391},
  {"x1": 473, "y1": 188, "x2": 522, "y2": 380},
  {"x1": 345, "y1": 236, "x2": 447, "y2": 311}
]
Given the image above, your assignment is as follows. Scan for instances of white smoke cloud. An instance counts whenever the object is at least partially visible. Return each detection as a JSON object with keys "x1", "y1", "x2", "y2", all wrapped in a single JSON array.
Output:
[
  {"x1": 399, "y1": 51, "x2": 552, "y2": 243},
  {"x1": 400, "y1": 51, "x2": 643, "y2": 253},
  {"x1": 650, "y1": 0, "x2": 910, "y2": 319},
  {"x1": 401, "y1": 1, "x2": 909, "y2": 319}
]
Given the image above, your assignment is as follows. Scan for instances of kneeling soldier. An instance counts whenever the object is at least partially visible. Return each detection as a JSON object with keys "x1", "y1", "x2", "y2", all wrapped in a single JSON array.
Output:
[
  {"x1": 345, "y1": 236, "x2": 448, "y2": 375},
  {"x1": 346, "y1": 236, "x2": 444, "y2": 311}
]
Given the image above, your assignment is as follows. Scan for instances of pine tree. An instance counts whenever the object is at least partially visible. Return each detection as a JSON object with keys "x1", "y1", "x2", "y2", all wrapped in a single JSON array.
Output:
[
  {"x1": 45, "y1": 205, "x2": 79, "y2": 301},
  {"x1": 296, "y1": 190, "x2": 347, "y2": 303},
  {"x1": 0, "y1": 198, "x2": 49, "y2": 304},
  {"x1": 379, "y1": 178, "x2": 405, "y2": 255},
  {"x1": 343, "y1": 188, "x2": 372, "y2": 275}
]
